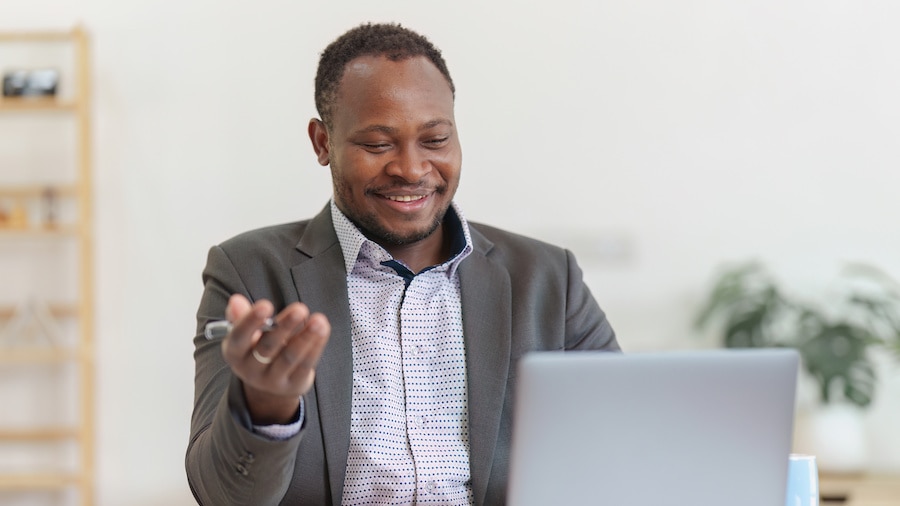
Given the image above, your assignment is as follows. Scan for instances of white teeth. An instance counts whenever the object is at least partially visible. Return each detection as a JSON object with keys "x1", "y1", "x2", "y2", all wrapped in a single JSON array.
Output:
[{"x1": 386, "y1": 195, "x2": 425, "y2": 202}]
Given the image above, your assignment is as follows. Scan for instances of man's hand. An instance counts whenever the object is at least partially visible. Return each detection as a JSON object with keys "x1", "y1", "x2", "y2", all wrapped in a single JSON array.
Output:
[{"x1": 221, "y1": 294, "x2": 331, "y2": 425}]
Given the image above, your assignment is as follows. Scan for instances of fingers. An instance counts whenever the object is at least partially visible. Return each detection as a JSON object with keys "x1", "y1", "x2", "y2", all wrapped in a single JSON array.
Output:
[
  {"x1": 221, "y1": 298, "x2": 331, "y2": 399},
  {"x1": 223, "y1": 296, "x2": 275, "y2": 357},
  {"x1": 225, "y1": 293, "x2": 252, "y2": 323},
  {"x1": 248, "y1": 302, "x2": 311, "y2": 363},
  {"x1": 273, "y1": 312, "x2": 331, "y2": 384},
  {"x1": 255, "y1": 310, "x2": 329, "y2": 378}
]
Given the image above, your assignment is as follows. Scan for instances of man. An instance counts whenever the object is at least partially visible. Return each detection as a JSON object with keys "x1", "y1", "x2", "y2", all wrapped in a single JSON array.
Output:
[{"x1": 186, "y1": 23, "x2": 619, "y2": 506}]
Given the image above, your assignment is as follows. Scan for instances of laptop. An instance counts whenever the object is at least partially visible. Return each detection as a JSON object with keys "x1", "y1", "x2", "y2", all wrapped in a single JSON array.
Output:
[{"x1": 507, "y1": 349, "x2": 799, "y2": 506}]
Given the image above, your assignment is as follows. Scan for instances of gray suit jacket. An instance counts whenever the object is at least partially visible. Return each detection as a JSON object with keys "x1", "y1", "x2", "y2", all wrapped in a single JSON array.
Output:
[{"x1": 186, "y1": 205, "x2": 619, "y2": 505}]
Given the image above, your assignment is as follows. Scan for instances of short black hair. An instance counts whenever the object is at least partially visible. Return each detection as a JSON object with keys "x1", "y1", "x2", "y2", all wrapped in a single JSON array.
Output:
[{"x1": 314, "y1": 23, "x2": 455, "y2": 127}]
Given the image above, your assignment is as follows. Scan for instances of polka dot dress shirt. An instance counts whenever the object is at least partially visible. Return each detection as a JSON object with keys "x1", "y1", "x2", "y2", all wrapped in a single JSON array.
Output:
[{"x1": 331, "y1": 200, "x2": 475, "y2": 506}]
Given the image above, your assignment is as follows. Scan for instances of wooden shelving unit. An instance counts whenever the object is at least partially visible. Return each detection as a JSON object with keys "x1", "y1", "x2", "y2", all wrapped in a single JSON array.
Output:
[
  {"x1": 0, "y1": 26, "x2": 94, "y2": 505},
  {"x1": 0, "y1": 98, "x2": 78, "y2": 112}
]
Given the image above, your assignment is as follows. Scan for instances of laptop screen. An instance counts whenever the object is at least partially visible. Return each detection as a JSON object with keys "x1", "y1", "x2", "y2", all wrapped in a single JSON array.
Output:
[{"x1": 507, "y1": 349, "x2": 799, "y2": 506}]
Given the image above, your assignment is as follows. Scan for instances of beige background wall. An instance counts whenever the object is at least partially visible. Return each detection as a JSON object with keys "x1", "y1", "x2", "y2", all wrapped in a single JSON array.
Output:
[{"x1": 3, "y1": 0, "x2": 900, "y2": 504}]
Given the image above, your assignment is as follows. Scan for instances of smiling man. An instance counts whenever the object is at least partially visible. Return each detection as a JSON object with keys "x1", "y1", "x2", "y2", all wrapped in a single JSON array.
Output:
[
  {"x1": 187, "y1": 23, "x2": 620, "y2": 506},
  {"x1": 310, "y1": 52, "x2": 461, "y2": 273}
]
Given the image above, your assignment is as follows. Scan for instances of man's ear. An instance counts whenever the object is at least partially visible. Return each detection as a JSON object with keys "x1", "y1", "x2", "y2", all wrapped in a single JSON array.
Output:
[{"x1": 308, "y1": 118, "x2": 331, "y2": 166}]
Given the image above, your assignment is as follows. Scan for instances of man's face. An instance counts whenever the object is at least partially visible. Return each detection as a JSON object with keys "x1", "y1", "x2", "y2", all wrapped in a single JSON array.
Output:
[{"x1": 313, "y1": 55, "x2": 461, "y2": 247}]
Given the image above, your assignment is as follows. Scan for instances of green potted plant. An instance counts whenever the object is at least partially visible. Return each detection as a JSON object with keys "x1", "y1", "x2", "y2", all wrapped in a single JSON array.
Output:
[{"x1": 694, "y1": 261, "x2": 900, "y2": 471}]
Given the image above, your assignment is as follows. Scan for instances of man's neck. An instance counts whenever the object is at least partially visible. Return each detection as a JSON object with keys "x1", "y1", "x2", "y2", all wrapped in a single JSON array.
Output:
[{"x1": 382, "y1": 223, "x2": 450, "y2": 274}]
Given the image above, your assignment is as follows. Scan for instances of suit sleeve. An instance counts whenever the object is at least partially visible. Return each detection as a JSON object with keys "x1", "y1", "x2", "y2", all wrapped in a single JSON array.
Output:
[
  {"x1": 185, "y1": 245, "x2": 302, "y2": 506},
  {"x1": 563, "y1": 249, "x2": 621, "y2": 351}
]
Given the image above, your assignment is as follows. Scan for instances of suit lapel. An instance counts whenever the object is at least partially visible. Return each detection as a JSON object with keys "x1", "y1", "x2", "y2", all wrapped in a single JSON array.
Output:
[
  {"x1": 290, "y1": 207, "x2": 354, "y2": 503},
  {"x1": 459, "y1": 231, "x2": 512, "y2": 506}
]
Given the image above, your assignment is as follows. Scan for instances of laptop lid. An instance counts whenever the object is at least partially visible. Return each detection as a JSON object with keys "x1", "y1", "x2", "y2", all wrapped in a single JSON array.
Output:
[{"x1": 507, "y1": 349, "x2": 799, "y2": 506}]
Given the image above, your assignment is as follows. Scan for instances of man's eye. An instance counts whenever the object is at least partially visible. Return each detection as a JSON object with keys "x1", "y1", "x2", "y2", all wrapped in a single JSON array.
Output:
[
  {"x1": 424, "y1": 137, "x2": 449, "y2": 148},
  {"x1": 362, "y1": 143, "x2": 390, "y2": 151}
]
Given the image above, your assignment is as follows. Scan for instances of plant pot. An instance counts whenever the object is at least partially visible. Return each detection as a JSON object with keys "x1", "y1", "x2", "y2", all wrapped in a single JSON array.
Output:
[{"x1": 796, "y1": 403, "x2": 868, "y2": 474}]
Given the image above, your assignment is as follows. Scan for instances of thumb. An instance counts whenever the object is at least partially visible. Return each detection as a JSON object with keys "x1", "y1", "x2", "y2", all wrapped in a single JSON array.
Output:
[{"x1": 226, "y1": 293, "x2": 252, "y2": 323}]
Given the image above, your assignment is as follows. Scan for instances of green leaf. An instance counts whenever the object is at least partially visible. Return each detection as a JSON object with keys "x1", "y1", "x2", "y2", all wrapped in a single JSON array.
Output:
[
  {"x1": 844, "y1": 361, "x2": 876, "y2": 408},
  {"x1": 694, "y1": 262, "x2": 769, "y2": 330},
  {"x1": 799, "y1": 324, "x2": 875, "y2": 407}
]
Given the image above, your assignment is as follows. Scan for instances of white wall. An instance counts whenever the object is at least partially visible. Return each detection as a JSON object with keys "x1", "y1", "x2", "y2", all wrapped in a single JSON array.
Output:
[{"x1": 3, "y1": 0, "x2": 900, "y2": 503}]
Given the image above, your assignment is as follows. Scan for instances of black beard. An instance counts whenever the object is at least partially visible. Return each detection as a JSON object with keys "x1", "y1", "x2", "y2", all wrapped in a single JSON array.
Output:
[
  {"x1": 352, "y1": 199, "x2": 448, "y2": 246},
  {"x1": 332, "y1": 174, "x2": 453, "y2": 247}
]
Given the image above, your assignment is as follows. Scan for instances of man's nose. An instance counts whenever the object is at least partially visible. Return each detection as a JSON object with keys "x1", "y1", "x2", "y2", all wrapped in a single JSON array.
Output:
[{"x1": 385, "y1": 145, "x2": 431, "y2": 182}]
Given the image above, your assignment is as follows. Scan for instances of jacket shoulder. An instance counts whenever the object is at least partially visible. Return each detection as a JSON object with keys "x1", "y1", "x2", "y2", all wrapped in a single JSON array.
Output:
[
  {"x1": 218, "y1": 220, "x2": 312, "y2": 252},
  {"x1": 468, "y1": 221, "x2": 569, "y2": 263}
]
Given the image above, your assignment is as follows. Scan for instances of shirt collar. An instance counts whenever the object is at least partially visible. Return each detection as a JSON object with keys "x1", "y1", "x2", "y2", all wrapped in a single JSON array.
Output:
[{"x1": 330, "y1": 198, "x2": 473, "y2": 277}]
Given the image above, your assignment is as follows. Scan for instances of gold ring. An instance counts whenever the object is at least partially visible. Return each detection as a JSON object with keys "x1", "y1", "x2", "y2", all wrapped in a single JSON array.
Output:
[{"x1": 251, "y1": 348, "x2": 274, "y2": 365}]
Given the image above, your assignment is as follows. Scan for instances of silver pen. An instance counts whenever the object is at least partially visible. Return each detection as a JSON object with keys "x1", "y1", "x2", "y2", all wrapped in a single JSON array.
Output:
[{"x1": 203, "y1": 318, "x2": 277, "y2": 340}]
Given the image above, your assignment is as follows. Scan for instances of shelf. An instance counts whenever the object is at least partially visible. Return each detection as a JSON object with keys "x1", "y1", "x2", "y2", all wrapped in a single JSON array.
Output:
[
  {"x1": 0, "y1": 472, "x2": 81, "y2": 491},
  {"x1": 0, "y1": 225, "x2": 80, "y2": 236},
  {"x1": 0, "y1": 304, "x2": 81, "y2": 363},
  {"x1": 0, "y1": 427, "x2": 79, "y2": 441},
  {"x1": 0, "y1": 185, "x2": 78, "y2": 199},
  {"x1": 0, "y1": 98, "x2": 77, "y2": 112},
  {"x1": 0, "y1": 348, "x2": 79, "y2": 364},
  {"x1": 0, "y1": 31, "x2": 75, "y2": 42},
  {"x1": 0, "y1": 304, "x2": 78, "y2": 319}
]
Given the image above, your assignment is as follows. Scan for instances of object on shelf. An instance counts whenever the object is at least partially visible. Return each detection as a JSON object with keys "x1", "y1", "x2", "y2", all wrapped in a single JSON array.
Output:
[
  {"x1": 9, "y1": 202, "x2": 28, "y2": 228},
  {"x1": 0, "y1": 200, "x2": 29, "y2": 229},
  {"x1": 0, "y1": 299, "x2": 63, "y2": 346},
  {"x1": 42, "y1": 186, "x2": 57, "y2": 228},
  {"x1": 2, "y1": 69, "x2": 59, "y2": 97}
]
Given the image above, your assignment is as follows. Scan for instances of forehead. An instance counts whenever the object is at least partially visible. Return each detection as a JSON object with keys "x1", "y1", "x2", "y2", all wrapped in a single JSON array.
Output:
[{"x1": 332, "y1": 55, "x2": 455, "y2": 129}]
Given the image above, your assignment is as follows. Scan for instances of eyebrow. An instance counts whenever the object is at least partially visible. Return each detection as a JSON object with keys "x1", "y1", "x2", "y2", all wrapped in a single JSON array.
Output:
[
  {"x1": 421, "y1": 119, "x2": 454, "y2": 130},
  {"x1": 352, "y1": 119, "x2": 454, "y2": 136}
]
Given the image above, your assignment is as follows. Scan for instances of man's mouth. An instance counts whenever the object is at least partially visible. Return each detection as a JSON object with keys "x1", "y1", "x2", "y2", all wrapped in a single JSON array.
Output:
[{"x1": 384, "y1": 194, "x2": 427, "y2": 203}]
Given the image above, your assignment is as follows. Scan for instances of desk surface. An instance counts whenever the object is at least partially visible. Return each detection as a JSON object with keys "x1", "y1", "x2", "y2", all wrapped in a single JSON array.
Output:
[{"x1": 820, "y1": 474, "x2": 900, "y2": 505}]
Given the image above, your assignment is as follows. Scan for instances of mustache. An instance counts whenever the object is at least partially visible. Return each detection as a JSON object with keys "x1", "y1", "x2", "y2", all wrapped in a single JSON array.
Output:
[{"x1": 366, "y1": 182, "x2": 446, "y2": 195}]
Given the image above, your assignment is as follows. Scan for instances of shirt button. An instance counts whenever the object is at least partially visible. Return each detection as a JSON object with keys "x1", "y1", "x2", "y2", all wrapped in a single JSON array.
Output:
[
  {"x1": 417, "y1": 415, "x2": 425, "y2": 427},
  {"x1": 410, "y1": 346, "x2": 419, "y2": 357},
  {"x1": 409, "y1": 416, "x2": 419, "y2": 429},
  {"x1": 427, "y1": 481, "x2": 437, "y2": 493}
]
